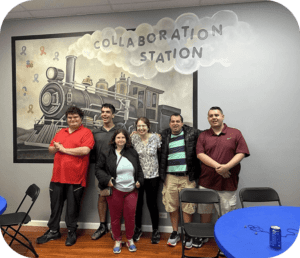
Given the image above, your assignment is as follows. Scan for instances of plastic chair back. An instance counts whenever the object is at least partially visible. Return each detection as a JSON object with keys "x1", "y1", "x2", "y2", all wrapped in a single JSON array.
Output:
[{"x1": 239, "y1": 187, "x2": 282, "y2": 208}]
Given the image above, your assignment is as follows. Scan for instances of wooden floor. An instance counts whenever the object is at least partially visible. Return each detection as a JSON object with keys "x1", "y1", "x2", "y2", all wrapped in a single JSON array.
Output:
[{"x1": 3, "y1": 226, "x2": 224, "y2": 258}]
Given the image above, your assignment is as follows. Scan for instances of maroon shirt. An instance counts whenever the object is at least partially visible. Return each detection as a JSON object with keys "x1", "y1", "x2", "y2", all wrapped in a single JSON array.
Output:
[{"x1": 196, "y1": 124, "x2": 250, "y2": 191}]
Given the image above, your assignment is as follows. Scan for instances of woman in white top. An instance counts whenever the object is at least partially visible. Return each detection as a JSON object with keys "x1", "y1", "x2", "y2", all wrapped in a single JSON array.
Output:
[{"x1": 131, "y1": 117, "x2": 161, "y2": 244}]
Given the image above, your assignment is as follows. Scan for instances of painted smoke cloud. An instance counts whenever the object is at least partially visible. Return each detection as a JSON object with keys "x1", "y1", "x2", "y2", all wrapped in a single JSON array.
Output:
[{"x1": 67, "y1": 10, "x2": 254, "y2": 79}]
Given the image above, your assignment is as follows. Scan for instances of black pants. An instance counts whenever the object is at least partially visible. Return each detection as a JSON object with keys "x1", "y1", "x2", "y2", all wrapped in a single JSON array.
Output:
[
  {"x1": 135, "y1": 177, "x2": 160, "y2": 230},
  {"x1": 47, "y1": 182, "x2": 84, "y2": 232}
]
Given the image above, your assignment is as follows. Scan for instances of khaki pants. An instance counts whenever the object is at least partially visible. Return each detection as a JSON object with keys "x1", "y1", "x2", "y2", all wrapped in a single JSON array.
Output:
[
  {"x1": 162, "y1": 174, "x2": 196, "y2": 214},
  {"x1": 197, "y1": 185, "x2": 236, "y2": 216}
]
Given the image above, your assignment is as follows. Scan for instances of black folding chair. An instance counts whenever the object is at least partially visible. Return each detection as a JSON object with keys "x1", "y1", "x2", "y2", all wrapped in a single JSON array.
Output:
[
  {"x1": 239, "y1": 187, "x2": 282, "y2": 208},
  {"x1": 179, "y1": 188, "x2": 221, "y2": 258},
  {"x1": 0, "y1": 184, "x2": 40, "y2": 257}
]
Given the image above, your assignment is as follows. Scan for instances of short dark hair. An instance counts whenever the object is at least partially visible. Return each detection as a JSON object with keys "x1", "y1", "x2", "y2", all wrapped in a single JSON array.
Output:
[
  {"x1": 135, "y1": 117, "x2": 151, "y2": 132},
  {"x1": 170, "y1": 113, "x2": 183, "y2": 123},
  {"x1": 209, "y1": 106, "x2": 223, "y2": 114},
  {"x1": 109, "y1": 129, "x2": 132, "y2": 149},
  {"x1": 65, "y1": 106, "x2": 84, "y2": 119},
  {"x1": 101, "y1": 103, "x2": 116, "y2": 114}
]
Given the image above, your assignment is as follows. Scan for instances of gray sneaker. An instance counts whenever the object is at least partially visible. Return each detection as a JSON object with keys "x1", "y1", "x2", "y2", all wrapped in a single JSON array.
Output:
[
  {"x1": 203, "y1": 237, "x2": 209, "y2": 243},
  {"x1": 185, "y1": 236, "x2": 193, "y2": 249},
  {"x1": 91, "y1": 224, "x2": 107, "y2": 240},
  {"x1": 167, "y1": 231, "x2": 180, "y2": 247}
]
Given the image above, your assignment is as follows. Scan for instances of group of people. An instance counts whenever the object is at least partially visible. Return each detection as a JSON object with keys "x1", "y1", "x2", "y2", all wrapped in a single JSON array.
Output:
[{"x1": 36, "y1": 103, "x2": 250, "y2": 256}]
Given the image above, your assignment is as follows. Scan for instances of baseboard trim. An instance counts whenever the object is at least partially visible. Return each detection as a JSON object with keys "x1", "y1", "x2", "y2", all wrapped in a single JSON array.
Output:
[{"x1": 27, "y1": 220, "x2": 175, "y2": 233}]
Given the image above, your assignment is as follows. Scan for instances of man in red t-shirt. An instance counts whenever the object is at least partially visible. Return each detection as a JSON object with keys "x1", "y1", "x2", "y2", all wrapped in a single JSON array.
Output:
[
  {"x1": 196, "y1": 107, "x2": 249, "y2": 252},
  {"x1": 36, "y1": 106, "x2": 94, "y2": 247}
]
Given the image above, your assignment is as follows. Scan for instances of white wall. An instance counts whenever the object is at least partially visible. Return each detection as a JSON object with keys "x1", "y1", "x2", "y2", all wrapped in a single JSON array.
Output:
[
  {"x1": 0, "y1": 1, "x2": 299, "y2": 230},
  {"x1": 197, "y1": 2, "x2": 300, "y2": 207}
]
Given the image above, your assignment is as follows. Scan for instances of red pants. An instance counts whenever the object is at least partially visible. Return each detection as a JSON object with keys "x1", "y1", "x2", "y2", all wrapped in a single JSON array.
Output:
[{"x1": 107, "y1": 188, "x2": 138, "y2": 241}]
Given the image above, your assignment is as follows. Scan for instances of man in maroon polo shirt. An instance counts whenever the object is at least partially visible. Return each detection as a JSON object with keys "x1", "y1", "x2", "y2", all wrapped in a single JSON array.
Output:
[
  {"x1": 196, "y1": 106, "x2": 249, "y2": 253},
  {"x1": 36, "y1": 106, "x2": 94, "y2": 247}
]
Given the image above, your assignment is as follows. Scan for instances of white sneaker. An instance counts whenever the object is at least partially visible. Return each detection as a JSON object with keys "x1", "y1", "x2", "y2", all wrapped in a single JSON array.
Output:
[
  {"x1": 113, "y1": 241, "x2": 122, "y2": 254},
  {"x1": 126, "y1": 239, "x2": 137, "y2": 252}
]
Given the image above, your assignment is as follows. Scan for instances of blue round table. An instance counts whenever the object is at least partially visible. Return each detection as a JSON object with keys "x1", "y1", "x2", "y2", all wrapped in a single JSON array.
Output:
[
  {"x1": 0, "y1": 196, "x2": 7, "y2": 215},
  {"x1": 214, "y1": 206, "x2": 300, "y2": 258}
]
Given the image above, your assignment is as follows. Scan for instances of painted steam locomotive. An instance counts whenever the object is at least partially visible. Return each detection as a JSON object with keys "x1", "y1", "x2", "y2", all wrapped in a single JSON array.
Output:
[{"x1": 25, "y1": 55, "x2": 180, "y2": 147}]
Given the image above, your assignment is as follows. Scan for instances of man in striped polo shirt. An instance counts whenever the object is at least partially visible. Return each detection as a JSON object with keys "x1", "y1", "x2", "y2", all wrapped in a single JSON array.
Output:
[{"x1": 159, "y1": 113, "x2": 202, "y2": 249}]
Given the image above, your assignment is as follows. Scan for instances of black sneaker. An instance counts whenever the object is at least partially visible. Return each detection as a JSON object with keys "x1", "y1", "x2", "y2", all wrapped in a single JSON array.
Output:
[
  {"x1": 151, "y1": 229, "x2": 160, "y2": 244},
  {"x1": 36, "y1": 229, "x2": 61, "y2": 244},
  {"x1": 133, "y1": 227, "x2": 142, "y2": 242},
  {"x1": 91, "y1": 224, "x2": 107, "y2": 240},
  {"x1": 65, "y1": 230, "x2": 77, "y2": 246},
  {"x1": 192, "y1": 237, "x2": 203, "y2": 248}
]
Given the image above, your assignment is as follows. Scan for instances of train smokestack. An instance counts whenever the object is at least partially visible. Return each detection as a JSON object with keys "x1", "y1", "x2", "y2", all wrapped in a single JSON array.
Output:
[{"x1": 65, "y1": 55, "x2": 77, "y2": 84}]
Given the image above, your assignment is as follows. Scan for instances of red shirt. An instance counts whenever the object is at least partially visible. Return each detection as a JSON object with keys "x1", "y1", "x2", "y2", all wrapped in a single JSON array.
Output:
[
  {"x1": 196, "y1": 124, "x2": 250, "y2": 191},
  {"x1": 50, "y1": 125, "x2": 95, "y2": 187}
]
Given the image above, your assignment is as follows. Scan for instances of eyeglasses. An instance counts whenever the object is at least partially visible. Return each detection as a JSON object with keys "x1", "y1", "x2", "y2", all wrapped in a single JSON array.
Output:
[
  {"x1": 67, "y1": 116, "x2": 80, "y2": 120},
  {"x1": 137, "y1": 125, "x2": 147, "y2": 128}
]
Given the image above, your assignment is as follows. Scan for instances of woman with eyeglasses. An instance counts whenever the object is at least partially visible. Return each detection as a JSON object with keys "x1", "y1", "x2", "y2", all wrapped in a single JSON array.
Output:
[
  {"x1": 131, "y1": 117, "x2": 161, "y2": 244},
  {"x1": 95, "y1": 129, "x2": 144, "y2": 254}
]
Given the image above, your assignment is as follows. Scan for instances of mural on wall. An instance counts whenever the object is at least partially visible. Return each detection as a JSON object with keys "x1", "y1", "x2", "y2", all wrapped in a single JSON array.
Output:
[{"x1": 12, "y1": 10, "x2": 253, "y2": 163}]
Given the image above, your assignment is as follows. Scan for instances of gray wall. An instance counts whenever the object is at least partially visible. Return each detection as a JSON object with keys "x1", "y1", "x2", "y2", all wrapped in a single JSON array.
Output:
[{"x1": 1, "y1": 1, "x2": 300, "y2": 230}]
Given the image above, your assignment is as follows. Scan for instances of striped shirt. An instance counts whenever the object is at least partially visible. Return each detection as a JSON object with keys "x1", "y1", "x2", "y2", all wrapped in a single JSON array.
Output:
[{"x1": 167, "y1": 131, "x2": 187, "y2": 173}]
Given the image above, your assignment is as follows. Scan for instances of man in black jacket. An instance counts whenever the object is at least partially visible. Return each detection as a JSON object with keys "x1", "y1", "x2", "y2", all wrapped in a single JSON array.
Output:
[
  {"x1": 91, "y1": 103, "x2": 120, "y2": 240},
  {"x1": 159, "y1": 113, "x2": 202, "y2": 249}
]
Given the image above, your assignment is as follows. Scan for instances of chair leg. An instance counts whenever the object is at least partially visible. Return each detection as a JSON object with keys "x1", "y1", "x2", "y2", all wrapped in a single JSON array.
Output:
[
  {"x1": 1, "y1": 226, "x2": 9, "y2": 237},
  {"x1": 2, "y1": 227, "x2": 39, "y2": 257},
  {"x1": 6, "y1": 226, "x2": 32, "y2": 245},
  {"x1": 9, "y1": 224, "x2": 23, "y2": 246},
  {"x1": 29, "y1": 241, "x2": 39, "y2": 258},
  {"x1": 182, "y1": 239, "x2": 185, "y2": 258}
]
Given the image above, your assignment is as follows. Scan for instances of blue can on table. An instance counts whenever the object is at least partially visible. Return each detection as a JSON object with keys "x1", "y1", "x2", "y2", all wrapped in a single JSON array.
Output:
[{"x1": 270, "y1": 226, "x2": 281, "y2": 249}]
